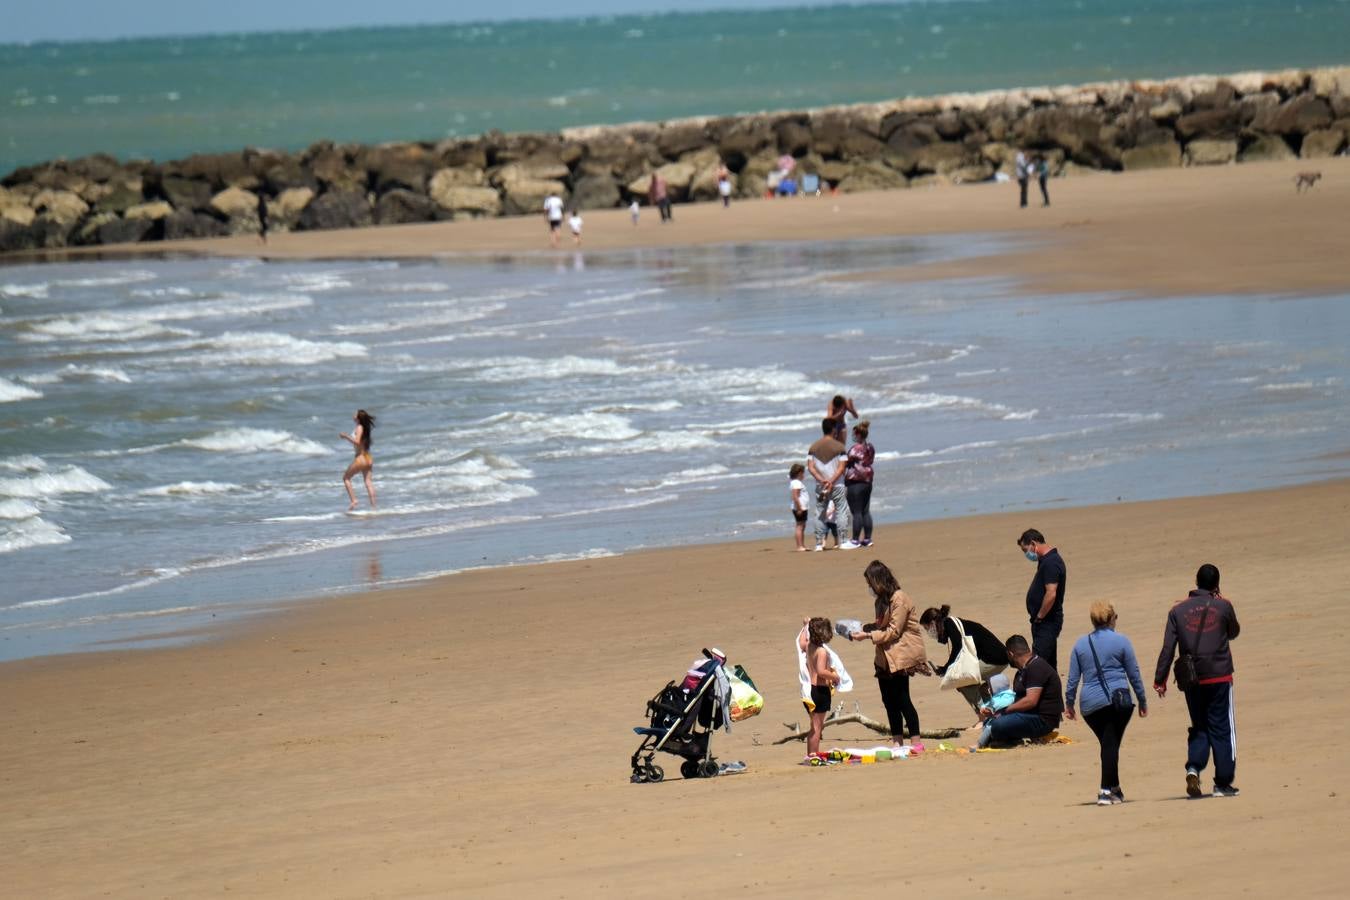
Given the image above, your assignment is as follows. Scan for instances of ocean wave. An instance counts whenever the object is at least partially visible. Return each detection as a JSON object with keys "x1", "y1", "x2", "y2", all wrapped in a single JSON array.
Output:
[
  {"x1": 18, "y1": 293, "x2": 312, "y2": 343},
  {"x1": 163, "y1": 331, "x2": 367, "y2": 367},
  {"x1": 538, "y1": 430, "x2": 718, "y2": 458},
  {"x1": 20, "y1": 364, "x2": 132, "y2": 386},
  {"x1": 141, "y1": 481, "x2": 241, "y2": 497},
  {"x1": 53, "y1": 270, "x2": 157, "y2": 288},
  {"x1": 0, "y1": 283, "x2": 49, "y2": 299},
  {"x1": 327, "y1": 302, "x2": 506, "y2": 335},
  {"x1": 460, "y1": 410, "x2": 642, "y2": 443},
  {"x1": 0, "y1": 499, "x2": 41, "y2": 519},
  {"x1": 465, "y1": 354, "x2": 662, "y2": 383},
  {"x1": 0, "y1": 377, "x2": 43, "y2": 403},
  {"x1": 565, "y1": 287, "x2": 666, "y2": 308},
  {"x1": 0, "y1": 464, "x2": 111, "y2": 499},
  {"x1": 0, "y1": 516, "x2": 72, "y2": 554},
  {"x1": 590, "y1": 400, "x2": 683, "y2": 413},
  {"x1": 179, "y1": 428, "x2": 331, "y2": 456}
]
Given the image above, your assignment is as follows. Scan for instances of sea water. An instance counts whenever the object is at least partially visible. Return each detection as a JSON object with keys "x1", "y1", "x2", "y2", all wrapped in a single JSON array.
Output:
[
  {"x1": 2, "y1": 236, "x2": 1349, "y2": 659},
  {"x1": 4, "y1": 0, "x2": 1350, "y2": 174}
]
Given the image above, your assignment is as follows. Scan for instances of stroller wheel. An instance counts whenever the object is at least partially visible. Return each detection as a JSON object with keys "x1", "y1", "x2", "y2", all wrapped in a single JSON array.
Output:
[
  {"x1": 630, "y1": 768, "x2": 648, "y2": 784},
  {"x1": 680, "y1": 760, "x2": 700, "y2": 779},
  {"x1": 645, "y1": 764, "x2": 664, "y2": 783},
  {"x1": 698, "y1": 760, "x2": 719, "y2": 779}
]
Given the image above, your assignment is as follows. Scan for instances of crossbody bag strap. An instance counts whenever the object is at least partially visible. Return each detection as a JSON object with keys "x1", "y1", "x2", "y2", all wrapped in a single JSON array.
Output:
[
  {"x1": 1086, "y1": 633, "x2": 1112, "y2": 699},
  {"x1": 1185, "y1": 601, "x2": 1212, "y2": 658}
]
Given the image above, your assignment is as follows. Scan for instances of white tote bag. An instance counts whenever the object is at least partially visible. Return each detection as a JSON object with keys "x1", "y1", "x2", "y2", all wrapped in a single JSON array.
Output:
[{"x1": 938, "y1": 616, "x2": 982, "y2": 691}]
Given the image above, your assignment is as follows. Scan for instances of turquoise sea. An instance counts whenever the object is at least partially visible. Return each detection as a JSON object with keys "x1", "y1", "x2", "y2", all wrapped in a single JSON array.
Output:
[{"x1": 3, "y1": 0, "x2": 1348, "y2": 176}]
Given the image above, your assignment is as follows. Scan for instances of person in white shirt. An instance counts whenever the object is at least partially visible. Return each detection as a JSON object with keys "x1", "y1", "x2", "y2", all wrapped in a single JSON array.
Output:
[
  {"x1": 788, "y1": 463, "x2": 810, "y2": 551},
  {"x1": 629, "y1": 199, "x2": 640, "y2": 226},
  {"x1": 567, "y1": 210, "x2": 583, "y2": 246},
  {"x1": 1014, "y1": 151, "x2": 1030, "y2": 209},
  {"x1": 543, "y1": 193, "x2": 565, "y2": 247}
]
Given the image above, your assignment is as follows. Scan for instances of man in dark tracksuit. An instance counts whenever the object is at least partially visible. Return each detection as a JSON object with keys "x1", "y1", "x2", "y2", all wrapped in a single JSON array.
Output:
[{"x1": 1154, "y1": 563, "x2": 1241, "y2": 798}]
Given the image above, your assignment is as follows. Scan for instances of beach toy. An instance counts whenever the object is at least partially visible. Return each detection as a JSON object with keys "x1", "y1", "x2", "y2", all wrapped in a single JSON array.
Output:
[
  {"x1": 875, "y1": 748, "x2": 892, "y2": 761},
  {"x1": 861, "y1": 754, "x2": 876, "y2": 764}
]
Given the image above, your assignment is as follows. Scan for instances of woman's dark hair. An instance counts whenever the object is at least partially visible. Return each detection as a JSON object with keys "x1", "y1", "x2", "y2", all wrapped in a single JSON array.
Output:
[
  {"x1": 863, "y1": 560, "x2": 900, "y2": 614},
  {"x1": 831, "y1": 394, "x2": 846, "y2": 410},
  {"x1": 355, "y1": 409, "x2": 375, "y2": 450},
  {"x1": 807, "y1": 617, "x2": 833, "y2": 646},
  {"x1": 853, "y1": 419, "x2": 870, "y2": 441},
  {"x1": 1196, "y1": 563, "x2": 1220, "y2": 592},
  {"x1": 918, "y1": 604, "x2": 951, "y2": 627}
]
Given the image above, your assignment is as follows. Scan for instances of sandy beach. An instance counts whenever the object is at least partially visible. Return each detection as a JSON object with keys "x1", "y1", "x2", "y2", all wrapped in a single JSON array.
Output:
[
  {"x1": 4, "y1": 478, "x2": 1349, "y2": 897},
  {"x1": 5, "y1": 152, "x2": 1350, "y2": 898},
  {"x1": 76, "y1": 155, "x2": 1350, "y2": 297}
]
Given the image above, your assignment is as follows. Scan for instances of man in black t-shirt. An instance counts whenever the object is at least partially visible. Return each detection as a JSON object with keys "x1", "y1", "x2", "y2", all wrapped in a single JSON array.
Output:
[
  {"x1": 1017, "y1": 527, "x2": 1066, "y2": 670},
  {"x1": 981, "y1": 634, "x2": 1063, "y2": 745}
]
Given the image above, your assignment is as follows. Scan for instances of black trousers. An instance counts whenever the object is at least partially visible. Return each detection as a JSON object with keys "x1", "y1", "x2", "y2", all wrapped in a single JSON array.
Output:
[
  {"x1": 658, "y1": 198, "x2": 672, "y2": 221},
  {"x1": 845, "y1": 480, "x2": 872, "y2": 542},
  {"x1": 1084, "y1": 705, "x2": 1134, "y2": 790},
  {"x1": 1018, "y1": 177, "x2": 1029, "y2": 207},
  {"x1": 1038, "y1": 175, "x2": 1050, "y2": 206},
  {"x1": 876, "y1": 669, "x2": 920, "y2": 740},
  {"x1": 1031, "y1": 617, "x2": 1061, "y2": 671}
]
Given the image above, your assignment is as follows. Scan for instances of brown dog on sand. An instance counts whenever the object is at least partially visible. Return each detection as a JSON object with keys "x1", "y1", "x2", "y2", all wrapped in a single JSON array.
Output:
[{"x1": 1294, "y1": 171, "x2": 1322, "y2": 192}]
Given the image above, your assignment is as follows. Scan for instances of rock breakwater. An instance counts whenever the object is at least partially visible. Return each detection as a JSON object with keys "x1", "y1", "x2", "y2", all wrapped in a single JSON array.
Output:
[{"x1": 2, "y1": 66, "x2": 1347, "y2": 253}]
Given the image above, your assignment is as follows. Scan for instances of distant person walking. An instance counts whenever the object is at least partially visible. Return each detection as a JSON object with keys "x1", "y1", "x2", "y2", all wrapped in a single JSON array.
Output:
[
  {"x1": 1036, "y1": 155, "x2": 1051, "y2": 207},
  {"x1": 1153, "y1": 564, "x2": 1242, "y2": 799},
  {"x1": 843, "y1": 420, "x2": 874, "y2": 549},
  {"x1": 716, "y1": 163, "x2": 733, "y2": 208},
  {"x1": 567, "y1": 209, "x2": 583, "y2": 247},
  {"x1": 1018, "y1": 528, "x2": 1066, "y2": 670},
  {"x1": 805, "y1": 418, "x2": 848, "y2": 551},
  {"x1": 649, "y1": 173, "x2": 672, "y2": 223},
  {"x1": 543, "y1": 192, "x2": 565, "y2": 248},
  {"x1": 340, "y1": 409, "x2": 377, "y2": 511},
  {"x1": 256, "y1": 193, "x2": 270, "y2": 243},
  {"x1": 847, "y1": 560, "x2": 930, "y2": 751},
  {"x1": 1064, "y1": 601, "x2": 1148, "y2": 806},
  {"x1": 1014, "y1": 150, "x2": 1030, "y2": 209}
]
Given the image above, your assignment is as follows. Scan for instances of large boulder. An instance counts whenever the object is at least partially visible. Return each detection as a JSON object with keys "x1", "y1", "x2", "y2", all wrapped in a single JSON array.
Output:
[
  {"x1": 1237, "y1": 91, "x2": 1281, "y2": 125},
  {"x1": 258, "y1": 158, "x2": 319, "y2": 194},
  {"x1": 431, "y1": 184, "x2": 501, "y2": 217},
  {"x1": 1184, "y1": 139, "x2": 1238, "y2": 166},
  {"x1": 364, "y1": 144, "x2": 433, "y2": 194},
  {"x1": 1147, "y1": 97, "x2": 1183, "y2": 122},
  {"x1": 267, "y1": 187, "x2": 315, "y2": 231},
  {"x1": 910, "y1": 142, "x2": 972, "y2": 176},
  {"x1": 1, "y1": 189, "x2": 35, "y2": 226},
  {"x1": 429, "y1": 167, "x2": 486, "y2": 193},
  {"x1": 1252, "y1": 95, "x2": 1334, "y2": 134},
  {"x1": 210, "y1": 186, "x2": 262, "y2": 233},
  {"x1": 65, "y1": 154, "x2": 123, "y2": 182},
  {"x1": 1311, "y1": 66, "x2": 1350, "y2": 99},
  {"x1": 716, "y1": 118, "x2": 773, "y2": 166},
  {"x1": 162, "y1": 209, "x2": 229, "y2": 241},
  {"x1": 500, "y1": 179, "x2": 566, "y2": 216},
  {"x1": 656, "y1": 122, "x2": 709, "y2": 159},
  {"x1": 157, "y1": 175, "x2": 213, "y2": 211},
  {"x1": 569, "y1": 174, "x2": 620, "y2": 210},
  {"x1": 374, "y1": 188, "x2": 440, "y2": 225},
  {"x1": 775, "y1": 118, "x2": 813, "y2": 156},
  {"x1": 297, "y1": 190, "x2": 373, "y2": 231},
  {"x1": 1237, "y1": 134, "x2": 1296, "y2": 162},
  {"x1": 1174, "y1": 107, "x2": 1240, "y2": 140},
  {"x1": 836, "y1": 160, "x2": 908, "y2": 193},
  {"x1": 169, "y1": 152, "x2": 253, "y2": 189},
  {"x1": 124, "y1": 201, "x2": 174, "y2": 221},
  {"x1": 308, "y1": 146, "x2": 367, "y2": 192},
  {"x1": 1120, "y1": 140, "x2": 1182, "y2": 170},
  {"x1": 0, "y1": 219, "x2": 41, "y2": 253},
  {"x1": 95, "y1": 180, "x2": 145, "y2": 214},
  {"x1": 31, "y1": 189, "x2": 89, "y2": 227},
  {"x1": 71, "y1": 212, "x2": 118, "y2": 246},
  {"x1": 948, "y1": 162, "x2": 995, "y2": 184},
  {"x1": 1299, "y1": 127, "x2": 1347, "y2": 158},
  {"x1": 96, "y1": 216, "x2": 155, "y2": 245},
  {"x1": 491, "y1": 158, "x2": 570, "y2": 187}
]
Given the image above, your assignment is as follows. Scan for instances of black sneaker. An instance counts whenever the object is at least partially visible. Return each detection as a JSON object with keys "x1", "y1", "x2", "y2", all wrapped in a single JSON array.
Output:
[
  {"x1": 1185, "y1": 770, "x2": 1202, "y2": 798},
  {"x1": 1213, "y1": 784, "x2": 1241, "y2": 798},
  {"x1": 1096, "y1": 789, "x2": 1114, "y2": 806},
  {"x1": 1110, "y1": 787, "x2": 1125, "y2": 804}
]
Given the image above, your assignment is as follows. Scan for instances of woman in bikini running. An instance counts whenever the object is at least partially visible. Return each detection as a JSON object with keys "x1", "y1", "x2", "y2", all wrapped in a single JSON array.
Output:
[{"x1": 340, "y1": 409, "x2": 377, "y2": 510}]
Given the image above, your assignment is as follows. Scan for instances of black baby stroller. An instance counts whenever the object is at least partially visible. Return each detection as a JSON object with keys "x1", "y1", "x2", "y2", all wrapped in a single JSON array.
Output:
[{"x1": 630, "y1": 648, "x2": 729, "y2": 783}]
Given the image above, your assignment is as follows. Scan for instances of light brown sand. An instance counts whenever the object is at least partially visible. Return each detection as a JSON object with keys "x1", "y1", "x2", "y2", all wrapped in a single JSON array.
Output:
[
  {"x1": 5, "y1": 480, "x2": 1350, "y2": 898},
  {"x1": 76, "y1": 155, "x2": 1350, "y2": 297}
]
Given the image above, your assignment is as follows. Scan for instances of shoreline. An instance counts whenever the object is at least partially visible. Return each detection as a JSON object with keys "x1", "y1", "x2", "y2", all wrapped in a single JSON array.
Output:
[
  {"x1": 9, "y1": 156, "x2": 1349, "y2": 296},
  {"x1": 4, "y1": 478, "x2": 1348, "y2": 896}
]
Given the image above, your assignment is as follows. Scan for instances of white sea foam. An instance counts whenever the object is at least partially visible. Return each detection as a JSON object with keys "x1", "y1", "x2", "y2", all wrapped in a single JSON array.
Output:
[
  {"x1": 1002, "y1": 409, "x2": 1039, "y2": 421},
  {"x1": 0, "y1": 455, "x2": 48, "y2": 473},
  {"x1": 0, "y1": 465, "x2": 111, "y2": 499},
  {"x1": 0, "y1": 517, "x2": 72, "y2": 554},
  {"x1": 0, "y1": 499, "x2": 40, "y2": 519},
  {"x1": 1, "y1": 283, "x2": 49, "y2": 299},
  {"x1": 591, "y1": 400, "x2": 683, "y2": 413},
  {"x1": 164, "y1": 331, "x2": 367, "y2": 367},
  {"x1": 460, "y1": 410, "x2": 642, "y2": 443},
  {"x1": 141, "y1": 481, "x2": 241, "y2": 497},
  {"x1": 179, "y1": 428, "x2": 330, "y2": 456},
  {"x1": 20, "y1": 365, "x2": 132, "y2": 386},
  {"x1": 565, "y1": 287, "x2": 666, "y2": 308},
  {"x1": 53, "y1": 270, "x2": 156, "y2": 288},
  {"x1": 539, "y1": 430, "x2": 718, "y2": 458},
  {"x1": 327, "y1": 302, "x2": 505, "y2": 335},
  {"x1": 466, "y1": 354, "x2": 655, "y2": 383},
  {"x1": 19, "y1": 293, "x2": 312, "y2": 343},
  {"x1": 0, "y1": 377, "x2": 43, "y2": 402}
]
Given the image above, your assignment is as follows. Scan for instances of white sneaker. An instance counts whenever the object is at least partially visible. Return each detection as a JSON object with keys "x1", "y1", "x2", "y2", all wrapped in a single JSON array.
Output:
[
  {"x1": 840, "y1": 540, "x2": 860, "y2": 550},
  {"x1": 813, "y1": 544, "x2": 824, "y2": 552}
]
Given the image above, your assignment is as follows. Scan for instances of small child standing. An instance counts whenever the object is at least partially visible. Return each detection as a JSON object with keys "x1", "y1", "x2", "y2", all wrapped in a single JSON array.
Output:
[
  {"x1": 788, "y1": 463, "x2": 809, "y2": 551},
  {"x1": 567, "y1": 210, "x2": 583, "y2": 246},
  {"x1": 629, "y1": 199, "x2": 640, "y2": 226},
  {"x1": 971, "y1": 673, "x2": 1018, "y2": 750},
  {"x1": 801, "y1": 617, "x2": 839, "y2": 760},
  {"x1": 823, "y1": 498, "x2": 840, "y2": 548}
]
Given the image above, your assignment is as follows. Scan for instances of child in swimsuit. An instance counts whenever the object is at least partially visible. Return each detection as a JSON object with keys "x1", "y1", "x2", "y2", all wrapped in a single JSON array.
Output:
[{"x1": 802, "y1": 617, "x2": 840, "y2": 760}]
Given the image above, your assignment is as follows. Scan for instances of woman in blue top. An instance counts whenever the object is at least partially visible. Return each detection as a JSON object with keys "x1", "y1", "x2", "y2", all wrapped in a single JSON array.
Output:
[{"x1": 1065, "y1": 601, "x2": 1148, "y2": 806}]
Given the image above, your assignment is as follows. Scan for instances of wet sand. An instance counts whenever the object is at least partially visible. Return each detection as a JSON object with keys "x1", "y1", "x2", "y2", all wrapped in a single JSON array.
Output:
[{"x1": 4, "y1": 479, "x2": 1349, "y2": 897}]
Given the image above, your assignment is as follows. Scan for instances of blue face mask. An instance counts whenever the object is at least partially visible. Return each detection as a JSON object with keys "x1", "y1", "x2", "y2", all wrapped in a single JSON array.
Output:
[{"x1": 1024, "y1": 549, "x2": 1038, "y2": 562}]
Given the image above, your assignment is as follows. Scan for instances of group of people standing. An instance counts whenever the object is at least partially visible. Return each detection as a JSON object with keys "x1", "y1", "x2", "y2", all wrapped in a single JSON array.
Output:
[
  {"x1": 1014, "y1": 150, "x2": 1051, "y2": 208},
  {"x1": 789, "y1": 395, "x2": 874, "y2": 552},
  {"x1": 797, "y1": 517, "x2": 1242, "y2": 805}
]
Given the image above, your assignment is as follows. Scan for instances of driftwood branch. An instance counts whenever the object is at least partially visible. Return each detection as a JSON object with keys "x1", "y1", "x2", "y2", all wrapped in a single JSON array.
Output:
[{"x1": 773, "y1": 704, "x2": 964, "y2": 745}]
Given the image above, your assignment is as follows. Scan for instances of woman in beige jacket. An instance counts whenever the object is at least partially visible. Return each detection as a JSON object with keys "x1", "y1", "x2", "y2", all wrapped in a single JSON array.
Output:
[{"x1": 849, "y1": 560, "x2": 930, "y2": 750}]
